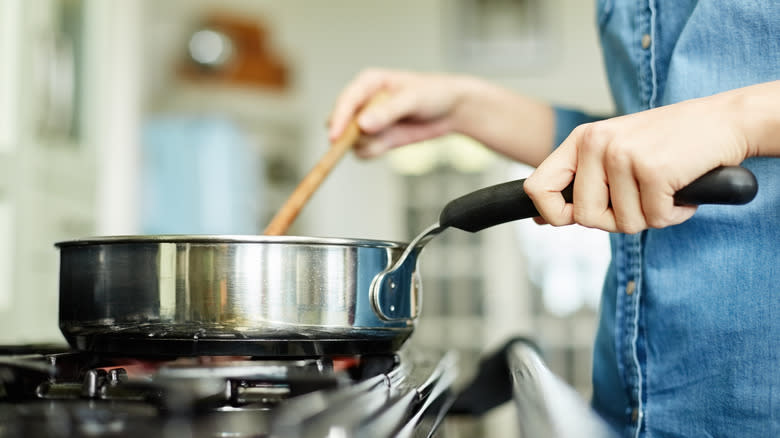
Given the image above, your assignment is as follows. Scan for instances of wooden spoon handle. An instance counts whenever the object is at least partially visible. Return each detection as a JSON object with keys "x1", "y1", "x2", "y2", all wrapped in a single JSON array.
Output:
[{"x1": 264, "y1": 91, "x2": 389, "y2": 235}]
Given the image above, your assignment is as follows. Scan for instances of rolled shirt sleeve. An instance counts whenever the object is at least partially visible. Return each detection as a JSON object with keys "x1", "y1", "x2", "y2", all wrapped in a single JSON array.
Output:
[{"x1": 552, "y1": 106, "x2": 606, "y2": 149}]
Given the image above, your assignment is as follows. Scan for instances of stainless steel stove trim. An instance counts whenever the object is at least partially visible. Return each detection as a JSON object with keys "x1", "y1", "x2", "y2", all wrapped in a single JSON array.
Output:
[
  {"x1": 271, "y1": 349, "x2": 458, "y2": 438},
  {"x1": 508, "y1": 341, "x2": 616, "y2": 438}
]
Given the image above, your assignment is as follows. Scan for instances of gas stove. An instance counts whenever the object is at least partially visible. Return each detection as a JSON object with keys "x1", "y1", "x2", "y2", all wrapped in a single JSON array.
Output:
[
  {"x1": 0, "y1": 338, "x2": 616, "y2": 438},
  {"x1": 0, "y1": 345, "x2": 457, "y2": 438}
]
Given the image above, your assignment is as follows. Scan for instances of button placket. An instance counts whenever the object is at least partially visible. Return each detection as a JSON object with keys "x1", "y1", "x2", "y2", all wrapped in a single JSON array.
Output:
[
  {"x1": 637, "y1": 0, "x2": 658, "y2": 110},
  {"x1": 620, "y1": 232, "x2": 645, "y2": 436}
]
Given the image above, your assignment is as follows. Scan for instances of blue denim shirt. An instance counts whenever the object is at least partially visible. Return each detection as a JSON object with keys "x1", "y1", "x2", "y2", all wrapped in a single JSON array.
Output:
[{"x1": 554, "y1": 1, "x2": 780, "y2": 437}]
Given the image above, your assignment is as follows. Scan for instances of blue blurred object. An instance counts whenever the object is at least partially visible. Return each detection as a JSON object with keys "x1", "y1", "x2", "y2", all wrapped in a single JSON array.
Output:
[{"x1": 141, "y1": 116, "x2": 261, "y2": 235}]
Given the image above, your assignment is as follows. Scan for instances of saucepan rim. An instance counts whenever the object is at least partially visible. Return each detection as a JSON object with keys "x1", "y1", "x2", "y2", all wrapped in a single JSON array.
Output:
[{"x1": 55, "y1": 234, "x2": 406, "y2": 249}]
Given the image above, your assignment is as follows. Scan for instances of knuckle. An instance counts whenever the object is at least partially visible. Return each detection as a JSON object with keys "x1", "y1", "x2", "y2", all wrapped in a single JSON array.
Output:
[
  {"x1": 523, "y1": 176, "x2": 574, "y2": 227},
  {"x1": 578, "y1": 122, "x2": 612, "y2": 154},
  {"x1": 546, "y1": 216, "x2": 571, "y2": 227},
  {"x1": 573, "y1": 205, "x2": 597, "y2": 228},
  {"x1": 633, "y1": 159, "x2": 658, "y2": 183},
  {"x1": 570, "y1": 123, "x2": 588, "y2": 137},
  {"x1": 646, "y1": 213, "x2": 672, "y2": 229},
  {"x1": 646, "y1": 218, "x2": 666, "y2": 229},
  {"x1": 538, "y1": 207, "x2": 569, "y2": 227},
  {"x1": 604, "y1": 142, "x2": 631, "y2": 169},
  {"x1": 615, "y1": 218, "x2": 644, "y2": 234},
  {"x1": 523, "y1": 177, "x2": 542, "y2": 199},
  {"x1": 388, "y1": 92, "x2": 416, "y2": 116}
]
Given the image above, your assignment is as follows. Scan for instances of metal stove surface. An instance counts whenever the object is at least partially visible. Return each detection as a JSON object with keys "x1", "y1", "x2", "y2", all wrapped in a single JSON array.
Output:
[{"x1": 0, "y1": 345, "x2": 457, "y2": 438}]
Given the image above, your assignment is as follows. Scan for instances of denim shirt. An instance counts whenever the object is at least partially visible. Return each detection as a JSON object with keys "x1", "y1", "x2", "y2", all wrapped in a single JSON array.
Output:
[{"x1": 554, "y1": 1, "x2": 780, "y2": 437}]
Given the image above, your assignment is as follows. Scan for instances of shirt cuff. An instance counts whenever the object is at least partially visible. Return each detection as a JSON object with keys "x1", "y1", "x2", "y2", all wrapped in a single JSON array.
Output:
[{"x1": 553, "y1": 107, "x2": 605, "y2": 149}]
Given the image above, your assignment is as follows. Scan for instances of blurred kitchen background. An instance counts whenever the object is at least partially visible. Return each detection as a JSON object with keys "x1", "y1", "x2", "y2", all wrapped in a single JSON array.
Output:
[{"x1": 0, "y1": 0, "x2": 613, "y2": 435}]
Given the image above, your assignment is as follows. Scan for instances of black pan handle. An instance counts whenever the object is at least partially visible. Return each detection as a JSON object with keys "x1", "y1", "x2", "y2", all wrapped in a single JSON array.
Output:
[{"x1": 439, "y1": 166, "x2": 758, "y2": 233}]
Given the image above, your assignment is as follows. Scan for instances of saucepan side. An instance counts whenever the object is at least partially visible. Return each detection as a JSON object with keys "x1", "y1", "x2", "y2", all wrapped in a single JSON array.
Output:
[{"x1": 56, "y1": 235, "x2": 421, "y2": 357}]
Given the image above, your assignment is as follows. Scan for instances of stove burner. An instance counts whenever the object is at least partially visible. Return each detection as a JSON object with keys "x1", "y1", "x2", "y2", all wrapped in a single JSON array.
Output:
[{"x1": 0, "y1": 346, "x2": 456, "y2": 438}]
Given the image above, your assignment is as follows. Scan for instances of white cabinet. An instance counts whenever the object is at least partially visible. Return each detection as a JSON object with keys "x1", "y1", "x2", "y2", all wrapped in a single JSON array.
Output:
[
  {"x1": 0, "y1": 0, "x2": 124, "y2": 343},
  {"x1": 0, "y1": 1, "x2": 21, "y2": 154}
]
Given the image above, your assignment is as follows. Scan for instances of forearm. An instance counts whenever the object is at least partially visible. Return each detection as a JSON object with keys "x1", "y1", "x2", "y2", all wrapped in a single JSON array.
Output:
[{"x1": 450, "y1": 78, "x2": 555, "y2": 167}]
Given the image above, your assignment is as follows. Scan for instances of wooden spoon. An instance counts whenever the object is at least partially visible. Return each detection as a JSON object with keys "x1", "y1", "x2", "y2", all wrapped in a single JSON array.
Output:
[{"x1": 263, "y1": 91, "x2": 389, "y2": 235}]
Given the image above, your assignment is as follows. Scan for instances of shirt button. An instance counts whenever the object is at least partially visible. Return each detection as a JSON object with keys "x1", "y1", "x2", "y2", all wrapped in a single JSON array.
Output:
[
  {"x1": 631, "y1": 407, "x2": 639, "y2": 422},
  {"x1": 641, "y1": 34, "x2": 652, "y2": 49},
  {"x1": 626, "y1": 280, "x2": 636, "y2": 296}
]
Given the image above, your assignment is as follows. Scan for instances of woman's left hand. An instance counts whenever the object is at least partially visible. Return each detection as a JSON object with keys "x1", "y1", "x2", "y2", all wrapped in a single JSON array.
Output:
[{"x1": 522, "y1": 86, "x2": 770, "y2": 234}]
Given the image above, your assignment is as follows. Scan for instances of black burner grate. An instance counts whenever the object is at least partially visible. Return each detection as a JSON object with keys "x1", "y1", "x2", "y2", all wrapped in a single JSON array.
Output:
[{"x1": 0, "y1": 346, "x2": 456, "y2": 438}]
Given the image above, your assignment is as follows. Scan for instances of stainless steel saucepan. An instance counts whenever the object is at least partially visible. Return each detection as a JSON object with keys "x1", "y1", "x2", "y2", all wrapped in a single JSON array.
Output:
[{"x1": 56, "y1": 167, "x2": 757, "y2": 357}]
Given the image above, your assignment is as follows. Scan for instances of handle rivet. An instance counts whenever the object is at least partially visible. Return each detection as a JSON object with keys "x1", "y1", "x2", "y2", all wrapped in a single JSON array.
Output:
[{"x1": 390, "y1": 305, "x2": 395, "y2": 312}]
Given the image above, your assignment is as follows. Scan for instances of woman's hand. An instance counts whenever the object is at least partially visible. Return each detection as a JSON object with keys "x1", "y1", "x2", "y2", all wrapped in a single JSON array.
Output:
[
  {"x1": 328, "y1": 69, "x2": 475, "y2": 159},
  {"x1": 328, "y1": 68, "x2": 556, "y2": 166},
  {"x1": 522, "y1": 84, "x2": 778, "y2": 234}
]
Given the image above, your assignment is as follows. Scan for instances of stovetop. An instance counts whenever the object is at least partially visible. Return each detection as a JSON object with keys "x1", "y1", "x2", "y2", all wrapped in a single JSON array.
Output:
[{"x1": 0, "y1": 345, "x2": 457, "y2": 438}]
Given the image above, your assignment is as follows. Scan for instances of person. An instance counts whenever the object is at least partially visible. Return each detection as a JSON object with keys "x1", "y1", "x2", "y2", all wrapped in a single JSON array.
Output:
[{"x1": 327, "y1": 1, "x2": 779, "y2": 437}]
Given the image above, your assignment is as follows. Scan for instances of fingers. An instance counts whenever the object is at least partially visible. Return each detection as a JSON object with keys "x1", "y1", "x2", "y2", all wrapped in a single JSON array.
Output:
[
  {"x1": 526, "y1": 122, "x2": 673, "y2": 233},
  {"x1": 521, "y1": 98, "x2": 734, "y2": 233},
  {"x1": 638, "y1": 171, "x2": 698, "y2": 228},
  {"x1": 357, "y1": 89, "x2": 420, "y2": 134},
  {"x1": 353, "y1": 119, "x2": 452, "y2": 159},
  {"x1": 329, "y1": 69, "x2": 466, "y2": 160},
  {"x1": 353, "y1": 133, "x2": 388, "y2": 159},
  {"x1": 605, "y1": 156, "x2": 645, "y2": 234},
  {"x1": 573, "y1": 124, "x2": 616, "y2": 231},
  {"x1": 328, "y1": 68, "x2": 394, "y2": 141},
  {"x1": 524, "y1": 131, "x2": 578, "y2": 226}
]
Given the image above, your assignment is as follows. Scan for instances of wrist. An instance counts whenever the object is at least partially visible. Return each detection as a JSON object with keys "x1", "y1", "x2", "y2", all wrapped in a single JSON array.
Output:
[
  {"x1": 448, "y1": 75, "x2": 493, "y2": 136},
  {"x1": 443, "y1": 76, "x2": 555, "y2": 166},
  {"x1": 725, "y1": 81, "x2": 780, "y2": 159}
]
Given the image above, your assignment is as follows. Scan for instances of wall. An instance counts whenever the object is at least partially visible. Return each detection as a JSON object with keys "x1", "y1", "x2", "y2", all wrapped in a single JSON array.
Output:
[{"x1": 140, "y1": 0, "x2": 612, "y2": 242}]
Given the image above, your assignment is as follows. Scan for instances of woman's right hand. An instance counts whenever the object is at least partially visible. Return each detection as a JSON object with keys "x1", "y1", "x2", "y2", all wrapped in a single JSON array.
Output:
[
  {"x1": 328, "y1": 68, "x2": 556, "y2": 166},
  {"x1": 328, "y1": 68, "x2": 476, "y2": 159}
]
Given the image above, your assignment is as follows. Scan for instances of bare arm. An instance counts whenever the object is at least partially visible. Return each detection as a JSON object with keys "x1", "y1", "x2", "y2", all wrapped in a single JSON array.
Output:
[
  {"x1": 449, "y1": 78, "x2": 555, "y2": 167},
  {"x1": 328, "y1": 69, "x2": 555, "y2": 167}
]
